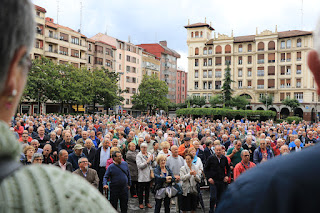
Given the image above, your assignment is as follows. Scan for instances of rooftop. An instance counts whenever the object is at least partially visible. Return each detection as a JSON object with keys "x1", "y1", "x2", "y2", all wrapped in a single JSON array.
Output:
[
  {"x1": 184, "y1": 22, "x2": 214, "y2": 31},
  {"x1": 35, "y1": 5, "x2": 46, "y2": 13}
]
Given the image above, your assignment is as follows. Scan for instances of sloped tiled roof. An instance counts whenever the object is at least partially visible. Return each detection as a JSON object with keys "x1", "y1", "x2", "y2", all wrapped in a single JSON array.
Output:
[
  {"x1": 45, "y1": 21, "x2": 87, "y2": 38},
  {"x1": 35, "y1": 5, "x2": 46, "y2": 13},
  {"x1": 184, "y1": 22, "x2": 214, "y2": 30},
  {"x1": 234, "y1": 35, "x2": 255, "y2": 43},
  {"x1": 278, "y1": 30, "x2": 312, "y2": 38}
]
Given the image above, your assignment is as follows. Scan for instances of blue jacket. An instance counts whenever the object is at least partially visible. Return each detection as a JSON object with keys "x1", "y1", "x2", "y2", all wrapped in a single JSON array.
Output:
[
  {"x1": 253, "y1": 147, "x2": 274, "y2": 164},
  {"x1": 103, "y1": 161, "x2": 131, "y2": 193},
  {"x1": 154, "y1": 165, "x2": 175, "y2": 191},
  {"x1": 68, "y1": 152, "x2": 86, "y2": 171}
]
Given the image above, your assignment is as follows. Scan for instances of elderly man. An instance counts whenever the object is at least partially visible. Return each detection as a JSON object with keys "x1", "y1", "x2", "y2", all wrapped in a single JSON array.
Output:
[
  {"x1": 42, "y1": 144, "x2": 55, "y2": 164},
  {"x1": 280, "y1": 145, "x2": 290, "y2": 155},
  {"x1": 54, "y1": 150, "x2": 73, "y2": 172},
  {"x1": 20, "y1": 132, "x2": 30, "y2": 145},
  {"x1": 83, "y1": 139, "x2": 96, "y2": 165},
  {"x1": 93, "y1": 137, "x2": 111, "y2": 193},
  {"x1": 220, "y1": 134, "x2": 231, "y2": 150},
  {"x1": 58, "y1": 131, "x2": 75, "y2": 154},
  {"x1": 272, "y1": 138, "x2": 284, "y2": 156},
  {"x1": 178, "y1": 137, "x2": 193, "y2": 157},
  {"x1": 34, "y1": 126, "x2": 50, "y2": 148},
  {"x1": 233, "y1": 150, "x2": 256, "y2": 180},
  {"x1": 242, "y1": 135, "x2": 256, "y2": 162},
  {"x1": 30, "y1": 139, "x2": 43, "y2": 154},
  {"x1": 291, "y1": 139, "x2": 303, "y2": 152},
  {"x1": 252, "y1": 139, "x2": 274, "y2": 164},
  {"x1": 103, "y1": 151, "x2": 131, "y2": 213},
  {"x1": 31, "y1": 153, "x2": 43, "y2": 164},
  {"x1": 76, "y1": 131, "x2": 88, "y2": 147},
  {"x1": 68, "y1": 144, "x2": 86, "y2": 171},
  {"x1": 226, "y1": 140, "x2": 243, "y2": 166},
  {"x1": 205, "y1": 145, "x2": 230, "y2": 213},
  {"x1": 73, "y1": 157, "x2": 99, "y2": 188}
]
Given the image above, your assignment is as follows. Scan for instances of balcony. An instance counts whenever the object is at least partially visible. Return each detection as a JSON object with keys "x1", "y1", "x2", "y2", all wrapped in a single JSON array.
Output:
[
  {"x1": 215, "y1": 86, "x2": 221, "y2": 90},
  {"x1": 44, "y1": 50, "x2": 58, "y2": 58},
  {"x1": 280, "y1": 85, "x2": 285, "y2": 88},
  {"x1": 257, "y1": 71, "x2": 264, "y2": 76},
  {"x1": 286, "y1": 59, "x2": 291, "y2": 62},
  {"x1": 296, "y1": 70, "x2": 302, "y2": 74},
  {"x1": 46, "y1": 35, "x2": 59, "y2": 44},
  {"x1": 257, "y1": 59, "x2": 264, "y2": 64},
  {"x1": 257, "y1": 85, "x2": 264, "y2": 89}
]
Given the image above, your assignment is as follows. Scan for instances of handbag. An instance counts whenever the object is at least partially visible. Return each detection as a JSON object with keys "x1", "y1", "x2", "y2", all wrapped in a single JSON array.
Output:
[
  {"x1": 155, "y1": 188, "x2": 167, "y2": 199},
  {"x1": 166, "y1": 186, "x2": 178, "y2": 198}
]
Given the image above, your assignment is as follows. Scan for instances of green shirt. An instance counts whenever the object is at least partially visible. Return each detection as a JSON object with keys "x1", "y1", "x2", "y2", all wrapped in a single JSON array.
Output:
[{"x1": 226, "y1": 147, "x2": 243, "y2": 166}]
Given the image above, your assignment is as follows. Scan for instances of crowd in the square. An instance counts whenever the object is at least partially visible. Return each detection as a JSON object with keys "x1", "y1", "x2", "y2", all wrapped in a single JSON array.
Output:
[{"x1": 12, "y1": 113, "x2": 320, "y2": 213}]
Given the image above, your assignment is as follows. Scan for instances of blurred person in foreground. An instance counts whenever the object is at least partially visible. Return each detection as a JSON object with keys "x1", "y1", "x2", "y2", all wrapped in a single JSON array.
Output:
[
  {"x1": 0, "y1": 1, "x2": 116, "y2": 211},
  {"x1": 216, "y1": 32, "x2": 320, "y2": 213}
]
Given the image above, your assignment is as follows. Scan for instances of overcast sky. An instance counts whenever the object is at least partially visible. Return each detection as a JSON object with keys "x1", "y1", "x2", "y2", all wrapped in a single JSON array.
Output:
[{"x1": 32, "y1": 0, "x2": 320, "y2": 71}]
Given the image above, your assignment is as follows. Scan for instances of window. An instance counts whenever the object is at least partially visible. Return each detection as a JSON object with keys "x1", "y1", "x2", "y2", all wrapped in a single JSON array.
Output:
[
  {"x1": 88, "y1": 56, "x2": 91, "y2": 64},
  {"x1": 257, "y1": 67, "x2": 264, "y2": 76},
  {"x1": 216, "y1": 45, "x2": 222, "y2": 54},
  {"x1": 268, "y1": 53, "x2": 275, "y2": 63},
  {"x1": 247, "y1": 80, "x2": 252, "y2": 88},
  {"x1": 132, "y1": 77, "x2": 136, "y2": 83},
  {"x1": 208, "y1": 81, "x2": 212, "y2": 89},
  {"x1": 119, "y1": 64, "x2": 121, "y2": 70},
  {"x1": 191, "y1": 32, "x2": 194, "y2": 38},
  {"x1": 195, "y1": 70, "x2": 199, "y2": 78},
  {"x1": 294, "y1": 92, "x2": 303, "y2": 101},
  {"x1": 195, "y1": 48, "x2": 199, "y2": 55},
  {"x1": 281, "y1": 66, "x2": 285, "y2": 75},
  {"x1": 238, "y1": 45, "x2": 243, "y2": 52},
  {"x1": 268, "y1": 79, "x2": 275, "y2": 88},
  {"x1": 280, "y1": 93, "x2": 285, "y2": 101},
  {"x1": 195, "y1": 59, "x2": 199, "y2": 66},
  {"x1": 257, "y1": 79, "x2": 264, "y2": 89},
  {"x1": 286, "y1": 53, "x2": 291, "y2": 62},
  {"x1": 200, "y1": 31, "x2": 203, "y2": 37},
  {"x1": 247, "y1": 68, "x2": 252, "y2": 77},
  {"x1": 296, "y1": 79, "x2": 301, "y2": 88},
  {"x1": 59, "y1": 46, "x2": 68, "y2": 55},
  {"x1": 215, "y1": 69, "x2": 222, "y2": 78},
  {"x1": 194, "y1": 82, "x2": 199, "y2": 89},
  {"x1": 71, "y1": 49, "x2": 79, "y2": 58},
  {"x1": 248, "y1": 56, "x2": 252, "y2": 64},
  {"x1": 126, "y1": 66, "x2": 130, "y2": 72},
  {"x1": 297, "y1": 52, "x2": 302, "y2": 61},
  {"x1": 203, "y1": 47, "x2": 207, "y2": 55},
  {"x1": 88, "y1": 44, "x2": 92, "y2": 51},
  {"x1": 119, "y1": 54, "x2": 121, "y2": 60},
  {"x1": 94, "y1": 57, "x2": 103, "y2": 65},
  {"x1": 48, "y1": 30, "x2": 53, "y2": 38},
  {"x1": 71, "y1": 36, "x2": 79, "y2": 45},
  {"x1": 225, "y1": 45, "x2": 231, "y2": 53},
  {"x1": 286, "y1": 79, "x2": 291, "y2": 88},
  {"x1": 215, "y1": 57, "x2": 222, "y2": 66},
  {"x1": 238, "y1": 69, "x2": 242, "y2": 77},
  {"x1": 286, "y1": 93, "x2": 291, "y2": 99},
  {"x1": 215, "y1": 81, "x2": 221, "y2": 89},
  {"x1": 203, "y1": 81, "x2": 207, "y2": 89},
  {"x1": 287, "y1": 40, "x2": 291, "y2": 48},
  {"x1": 126, "y1": 99, "x2": 130, "y2": 105},
  {"x1": 258, "y1": 42, "x2": 264, "y2": 51},
  {"x1": 208, "y1": 58, "x2": 212, "y2": 66},
  {"x1": 268, "y1": 66, "x2": 275, "y2": 76},
  {"x1": 203, "y1": 70, "x2": 207, "y2": 78},
  {"x1": 296, "y1": 65, "x2": 302, "y2": 74},
  {"x1": 248, "y1": 44, "x2": 252, "y2": 52},
  {"x1": 280, "y1": 79, "x2": 285, "y2": 88},
  {"x1": 258, "y1": 54, "x2": 264, "y2": 64},
  {"x1": 297, "y1": 39, "x2": 302, "y2": 47},
  {"x1": 281, "y1": 41, "x2": 285, "y2": 49},
  {"x1": 286, "y1": 66, "x2": 291, "y2": 75},
  {"x1": 268, "y1": 41, "x2": 275, "y2": 50},
  {"x1": 60, "y1": 33, "x2": 68, "y2": 42},
  {"x1": 281, "y1": 53, "x2": 285, "y2": 62},
  {"x1": 95, "y1": 45, "x2": 103, "y2": 53},
  {"x1": 203, "y1": 59, "x2": 207, "y2": 66},
  {"x1": 208, "y1": 47, "x2": 213, "y2": 54},
  {"x1": 259, "y1": 93, "x2": 264, "y2": 99},
  {"x1": 126, "y1": 55, "x2": 131, "y2": 62},
  {"x1": 225, "y1": 56, "x2": 231, "y2": 65},
  {"x1": 238, "y1": 56, "x2": 242, "y2": 65},
  {"x1": 238, "y1": 81, "x2": 242, "y2": 88},
  {"x1": 208, "y1": 70, "x2": 213, "y2": 78}
]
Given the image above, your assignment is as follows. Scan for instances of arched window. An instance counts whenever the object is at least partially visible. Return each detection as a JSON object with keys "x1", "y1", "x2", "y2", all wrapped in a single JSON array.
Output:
[
  {"x1": 268, "y1": 41, "x2": 275, "y2": 50},
  {"x1": 195, "y1": 31, "x2": 199, "y2": 38},
  {"x1": 191, "y1": 32, "x2": 194, "y2": 38},
  {"x1": 200, "y1": 31, "x2": 203, "y2": 37},
  {"x1": 248, "y1": 44, "x2": 252, "y2": 52},
  {"x1": 208, "y1": 47, "x2": 213, "y2": 54},
  {"x1": 238, "y1": 44, "x2": 243, "y2": 52},
  {"x1": 216, "y1": 45, "x2": 222, "y2": 54},
  {"x1": 195, "y1": 47, "x2": 199, "y2": 55},
  {"x1": 203, "y1": 47, "x2": 207, "y2": 55},
  {"x1": 297, "y1": 38, "x2": 302, "y2": 47},
  {"x1": 258, "y1": 42, "x2": 264, "y2": 51},
  {"x1": 225, "y1": 45, "x2": 231, "y2": 53}
]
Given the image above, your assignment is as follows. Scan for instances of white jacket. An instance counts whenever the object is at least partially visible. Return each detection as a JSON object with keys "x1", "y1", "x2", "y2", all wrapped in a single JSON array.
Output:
[{"x1": 136, "y1": 151, "x2": 152, "y2": 182}]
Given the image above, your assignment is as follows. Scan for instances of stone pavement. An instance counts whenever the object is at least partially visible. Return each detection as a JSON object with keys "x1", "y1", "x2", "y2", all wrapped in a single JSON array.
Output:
[{"x1": 127, "y1": 188, "x2": 210, "y2": 213}]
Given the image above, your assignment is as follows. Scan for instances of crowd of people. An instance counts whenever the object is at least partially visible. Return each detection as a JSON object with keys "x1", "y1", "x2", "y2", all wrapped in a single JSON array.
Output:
[{"x1": 12, "y1": 113, "x2": 320, "y2": 213}]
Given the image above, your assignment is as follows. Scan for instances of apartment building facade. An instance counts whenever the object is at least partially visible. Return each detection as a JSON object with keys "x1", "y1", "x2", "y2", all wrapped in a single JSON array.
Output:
[
  {"x1": 176, "y1": 70, "x2": 188, "y2": 104},
  {"x1": 137, "y1": 41, "x2": 181, "y2": 104},
  {"x1": 185, "y1": 22, "x2": 317, "y2": 121},
  {"x1": 141, "y1": 51, "x2": 161, "y2": 79},
  {"x1": 90, "y1": 33, "x2": 143, "y2": 114}
]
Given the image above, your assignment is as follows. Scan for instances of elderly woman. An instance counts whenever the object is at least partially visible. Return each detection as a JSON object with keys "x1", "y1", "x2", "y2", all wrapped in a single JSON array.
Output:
[
  {"x1": 31, "y1": 153, "x2": 43, "y2": 164},
  {"x1": 158, "y1": 141, "x2": 172, "y2": 157},
  {"x1": 126, "y1": 142, "x2": 139, "y2": 198},
  {"x1": 21, "y1": 145, "x2": 35, "y2": 165},
  {"x1": 187, "y1": 147, "x2": 203, "y2": 173},
  {"x1": 136, "y1": 142, "x2": 154, "y2": 209},
  {"x1": 180, "y1": 153, "x2": 201, "y2": 213},
  {"x1": 154, "y1": 154, "x2": 175, "y2": 213}
]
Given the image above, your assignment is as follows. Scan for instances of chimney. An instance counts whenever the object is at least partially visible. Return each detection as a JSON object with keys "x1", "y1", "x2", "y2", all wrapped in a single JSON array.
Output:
[
  {"x1": 45, "y1": 17, "x2": 54, "y2": 23},
  {"x1": 159, "y1": 40, "x2": 167, "y2": 47}
]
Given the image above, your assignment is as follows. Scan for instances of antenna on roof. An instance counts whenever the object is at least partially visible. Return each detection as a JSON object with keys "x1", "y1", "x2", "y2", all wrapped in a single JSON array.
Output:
[
  {"x1": 105, "y1": 24, "x2": 108, "y2": 35},
  {"x1": 205, "y1": 17, "x2": 207, "y2": 24},
  {"x1": 128, "y1": 35, "x2": 131, "y2": 43},
  {"x1": 301, "y1": 0, "x2": 304, "y2": 30},
  {"x1": 79, "y1": 0, "x2": 83, "y2": 33},
  {"x1": 56, "y1": 0, "x2": 59, "y2": 24}
]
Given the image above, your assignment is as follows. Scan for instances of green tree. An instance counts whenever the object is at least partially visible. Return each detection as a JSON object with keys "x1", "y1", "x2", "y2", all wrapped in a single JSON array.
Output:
[
  {"x1": 187, "y1": 96, "x2": 206, "y2": 107},
  {"x1": 221, "y1": 62, "x2": 234, "y2": 107},
  {"x1": 259, "y1": 94, "x2": 274, "y2": 109},
  {"x1": 209, "y1": 94, "x2": 223, "y2": 107},
  {"x1": 232, "y1": 95, "x2": 250, "y2": 110},
  {"x1": 282, "y1": 98, "x2": 300, "y2": 114},
  {"x1": 132, "y1": 74, "x2": 169, "y2": 113}
]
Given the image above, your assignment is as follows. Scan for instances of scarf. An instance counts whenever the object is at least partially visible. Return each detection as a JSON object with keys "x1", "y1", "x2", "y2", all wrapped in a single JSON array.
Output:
[{"x1": 192, "y1": 155, "x2": 198, "y2": 165}]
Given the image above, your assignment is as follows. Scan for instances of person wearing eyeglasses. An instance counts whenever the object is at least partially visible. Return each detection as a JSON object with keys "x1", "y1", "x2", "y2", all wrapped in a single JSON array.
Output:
[
  {"x1": 253, "y1": 139, "x2": 274, "y2": 164},
  {"x1": 233, "y1": 150, "x2": 256, "y2": 181},
  {"x1": 73, "y1": 157, "x2": 99, "y2": 188}
]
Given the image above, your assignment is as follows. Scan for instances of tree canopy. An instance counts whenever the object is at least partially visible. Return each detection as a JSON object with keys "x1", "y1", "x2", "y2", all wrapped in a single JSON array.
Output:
[{"x1": 282, "y1": 98, "x2": 300, "y2": 112}]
